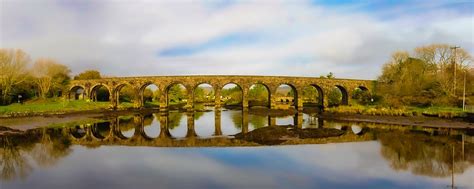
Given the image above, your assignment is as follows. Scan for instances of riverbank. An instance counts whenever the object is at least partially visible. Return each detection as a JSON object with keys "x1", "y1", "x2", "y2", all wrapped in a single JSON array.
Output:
[
  {"x1": 326, "y1": 105, "x2": 470, "y2": 118},
  {"x1": 320, "y1": 112, "x2": 473, "y2": 129},
  {"x1": 1, "y1": 100, "x2": 473, "y2": 129}
]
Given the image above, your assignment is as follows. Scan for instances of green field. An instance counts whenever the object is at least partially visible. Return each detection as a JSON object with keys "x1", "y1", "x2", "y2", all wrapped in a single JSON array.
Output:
[{"x1": 0, "y1": 99, "x2": 134, "y2": 114}]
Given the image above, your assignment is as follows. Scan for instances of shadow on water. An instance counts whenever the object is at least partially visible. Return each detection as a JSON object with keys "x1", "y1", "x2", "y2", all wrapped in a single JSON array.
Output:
[{"x1": 1, "y1": 109, "x2": 474, "y2": 186}]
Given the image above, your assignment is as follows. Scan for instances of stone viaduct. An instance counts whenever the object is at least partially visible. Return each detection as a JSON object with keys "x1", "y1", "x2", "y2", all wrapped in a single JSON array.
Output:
[{"x1": 67, "y1": 75, "x2": 375, "y2": 111}]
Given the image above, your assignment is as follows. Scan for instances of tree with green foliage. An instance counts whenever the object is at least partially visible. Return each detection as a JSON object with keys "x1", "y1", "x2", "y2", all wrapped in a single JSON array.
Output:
[
  {"x1": 221, "y1": 86, "x2": 242, "y2": 105},
  {"x1": 378, "y1": 44, "x2": 473, "y2": 107},
  {"x1": 74, "y1": 70, "x2": 101, "y2": 80},
  {"x1": 118, "y1": 85, "x2": 136, "y2": 103},
  {"x1": 302, "y1": 86, "x2": 320, "y2": 105},
  {"x1": 248, "y1": 84, "x2": 268, "y2": 102},
  {"x1": 168, "y1": 85, "x2": 186, "y2": 103},
  {"x1": 319, "y1": 72, "x2": 335, "y2": 79},
  {"x1": 327, "y1": 87, "x2": 342, "y2": 107},
  {"x1": 194, "y1": 87, "x2": 206, "y2": 103},
  {"x1": 352, "y1": 88, "x2": 372, "y2": 105}
]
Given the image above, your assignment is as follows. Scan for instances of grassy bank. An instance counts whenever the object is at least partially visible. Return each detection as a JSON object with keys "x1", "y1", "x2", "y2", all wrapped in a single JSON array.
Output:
[
  {"x1": 0, "y1": 99, "x2": 133, "y2": 115},
  {"x1": 327, "y1": 105, "x2": 469, "y2": 118}
]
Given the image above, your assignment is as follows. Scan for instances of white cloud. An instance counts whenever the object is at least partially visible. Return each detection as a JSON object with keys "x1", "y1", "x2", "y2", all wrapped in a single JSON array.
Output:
[{"x1": 1, "y1": 0, "x2": 472, "y2": 79}]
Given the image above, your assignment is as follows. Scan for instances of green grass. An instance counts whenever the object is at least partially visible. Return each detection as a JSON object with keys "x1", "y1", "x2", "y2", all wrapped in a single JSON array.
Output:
[
  {"x1": 327, "y1": 104, "x2": 468, "y2": 118},
  {"x1": 0, "y1": 99, "x2": 113, "y2": 114}
]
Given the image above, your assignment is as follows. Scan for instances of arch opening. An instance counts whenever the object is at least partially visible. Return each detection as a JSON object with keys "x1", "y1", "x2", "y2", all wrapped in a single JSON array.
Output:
[
  {"x1": 248, "y1": 83, "x2": 270, "y2": 108},
  {"x1": 69, "y1": 86, "x2": 85, "y2": 100},
  {"x1": 302, "y1": 85, "x2": 323, "y2": 109},
  {"x1": 352, "y1": 86, "x2": 371, "y2": 105},
  {"x1": 275, "y1": 84, "x2": 297, "y2": 110},
  {"x1": 166, "y1": 83, "x2": 187, "y2": 110},
  {"x1": 117, "y1": 84, "x2": 136, "y2": 108},
  {"x1": 141, "y1": 83, "x2": 160, "y2": 108},
  {"x1": 328, "y1": 85, "x2": 348, "y2": 107},
  {"x1": 194, "y1": 83, "x2": 215, "y2": 110},
  {"x1": 221, "y1": 83, "x2": 243, "y2": 109},
  {"x1": 90, "y1": 85, "x2": 110, "y2": 102}
]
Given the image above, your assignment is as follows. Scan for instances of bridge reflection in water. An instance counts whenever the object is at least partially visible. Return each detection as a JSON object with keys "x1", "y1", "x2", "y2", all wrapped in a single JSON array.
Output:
[{"x1": 68, "y1": 110, "x2": 385, "y2": 147}]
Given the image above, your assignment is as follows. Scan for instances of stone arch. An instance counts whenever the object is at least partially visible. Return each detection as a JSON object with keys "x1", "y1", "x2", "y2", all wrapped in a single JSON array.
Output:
[
  {"x1": 274, "y1": 83, "x2": 298, "y2": 109},
  {"x1": 68, "y1": 85, "x2": 86, "y2": 100},
  {"x1": 352, "y1": 85, "x2": 372, "y2": 105},
  {"x1": 90, "y1": 84, "x2": 111, "y2": 102},
  {"x1": 307, "y1": 84, "x2": 325, "y2": 108},
  {"x1": 248, "y1": 82, "x2": 271, "y2": 108},
  {"x1": 328, "y1": 85, "x2": 348, "y2": 106},
  {"x1": 139, "y1": 82, "x2": 161, "y2": 108},
  {"x1": 221, "y1": 82, "x2": 244, "y2": 108},
  {"x1": 357, "y1": 85, "x2": 369, "y2": 91},
  {"x1": 165, "y1": 82, "x2": 189, "y2": 109},
  {"x1": 193, "y1": 83, "x2": 215, "y2": 109},
  {"x1": 114, "y1": 82, "x2": 138, "y2": 108}
]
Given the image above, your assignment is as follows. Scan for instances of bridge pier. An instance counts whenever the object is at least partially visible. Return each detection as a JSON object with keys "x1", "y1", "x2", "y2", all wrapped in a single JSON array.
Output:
[
  {"x1": 186, "y1": 89, "x2": 194, "y2": 112},
  {"x1": 214, "y1": 109, "x2": 222, "y2": 136},
  {"x1": 133, "y1": 115, "x2": 145, "y2": 139},
  {"x1": 159, "y1": 113, "x2": 172, "y2": 138},
  {"x1": 296, "y1": 96, "x2": 304, "y2": 111},
  {"x1": 186, "y1": 112, "x2": 197, "y2": 138},
  {"x1": 159, "y1": 92, "x2": 168, "y2": 112},
  {"x1": 242, "y1": 88, "x2": 249, "y2": 109},
  {"x1": 294, "y1": 112, "x2": 303, "y2": 129},
  {"x1": 268, "y1": 116, "x2": 276, "y2": 126},
  {"x1": 242, "y1": 108, "x2": 249, "y2": 134},
  {"x1": 214, "y1": 87, "x2": 221, "y2": 110}
]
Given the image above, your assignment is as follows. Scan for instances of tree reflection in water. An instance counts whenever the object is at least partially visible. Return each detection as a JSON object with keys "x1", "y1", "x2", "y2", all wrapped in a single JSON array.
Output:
[
  {"x1": 230, "y1": 111, "x2": 242, "y2": 129},
  {"x1": 248, "y1": 114, "x2": 267, "y2": 130},
  {"x1": 1, "y1": 137, "x2": 32, "y2": 181},
  {"x1": 167, "y1": 111, "x2": 184, "y2": 129},
  {"x1": 1, "y1": 128, "x2": 72, "y2": 181},
  {"x1": 378, "y1": 130, "x2": 473, "y2": 177}
]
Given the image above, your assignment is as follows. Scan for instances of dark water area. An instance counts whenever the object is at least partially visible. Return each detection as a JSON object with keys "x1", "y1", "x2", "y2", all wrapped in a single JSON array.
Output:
[{"x1": 1, "y1": 109, "x2": 473, "y2": 189}]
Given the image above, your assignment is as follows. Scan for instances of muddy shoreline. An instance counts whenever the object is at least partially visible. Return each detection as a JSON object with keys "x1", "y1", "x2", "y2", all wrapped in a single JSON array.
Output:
[{"x1": 1, "y1": 106, "x2": 473, "y2": 129}]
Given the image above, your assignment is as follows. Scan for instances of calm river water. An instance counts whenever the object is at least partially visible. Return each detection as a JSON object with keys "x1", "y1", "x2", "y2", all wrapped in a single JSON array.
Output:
[{"x1": 1, "y1": 109, "x2": 473, "y2": 189}]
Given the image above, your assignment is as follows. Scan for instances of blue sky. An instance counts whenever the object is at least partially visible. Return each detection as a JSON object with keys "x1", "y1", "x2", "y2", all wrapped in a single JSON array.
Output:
[{"x1": 1, "y1": 0, "x2": 472, "y2": 79}]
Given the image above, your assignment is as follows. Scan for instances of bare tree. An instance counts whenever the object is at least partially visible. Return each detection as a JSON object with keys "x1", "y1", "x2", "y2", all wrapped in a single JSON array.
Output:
[{"x1": 0, "y1": 49, "x2": 30, "y2": 104}]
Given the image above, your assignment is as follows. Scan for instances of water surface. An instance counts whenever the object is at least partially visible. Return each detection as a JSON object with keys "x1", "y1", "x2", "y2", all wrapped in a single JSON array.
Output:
[{"x1": 1, "y1": 109, "x2": 473, "y2": 189}]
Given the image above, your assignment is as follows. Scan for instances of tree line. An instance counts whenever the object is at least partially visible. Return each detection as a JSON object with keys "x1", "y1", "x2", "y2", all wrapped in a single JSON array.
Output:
[
  {"x1": 0, "y1": 49, "x2": 72, "y2": 105},
  {"x1": 377, "y1": 44, "x2": 473, "y2": 107}
]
